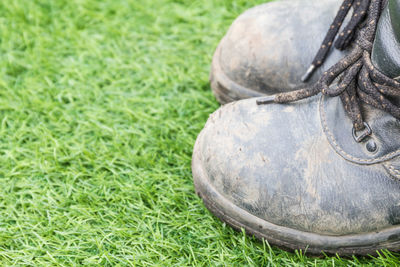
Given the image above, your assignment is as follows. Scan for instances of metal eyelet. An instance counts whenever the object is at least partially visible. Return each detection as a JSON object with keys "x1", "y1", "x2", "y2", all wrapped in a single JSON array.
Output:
[
  {"x1": 352, "y1": 122, "x2": 372, "y2": 143},
  {"x1": 366, "y1": 139, "x2": 378, "y2": 153}
]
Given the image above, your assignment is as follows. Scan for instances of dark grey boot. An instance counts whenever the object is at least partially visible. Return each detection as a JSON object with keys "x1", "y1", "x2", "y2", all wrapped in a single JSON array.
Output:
[
  {"x1": 211, "y1": 0, "x2": 350, "y2": 104},
  {"x1": 194, "y1": 0, "x2": 400, "y2": 255}
]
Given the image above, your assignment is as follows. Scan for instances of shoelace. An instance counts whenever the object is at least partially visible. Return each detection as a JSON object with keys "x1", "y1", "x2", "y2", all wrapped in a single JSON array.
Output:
[{"x1": 257, "y1": 0, "x2": 400, "y2": 142}]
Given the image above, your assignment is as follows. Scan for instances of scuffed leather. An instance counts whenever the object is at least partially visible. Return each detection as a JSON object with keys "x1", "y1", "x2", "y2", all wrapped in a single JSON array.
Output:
[
  {"x1": 217, "y1": 0, "x2": 350, "y2": 95},
  {"x1": 195, "y1": 98, "x2": 400, "y2": 236},
  {"x1": 195, "y1": 0, "x2": 400, "y2": 243}
]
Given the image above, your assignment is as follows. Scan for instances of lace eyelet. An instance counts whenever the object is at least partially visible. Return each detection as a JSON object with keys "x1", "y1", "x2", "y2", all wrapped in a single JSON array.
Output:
[
  {"x1": 352, "y1": 122, "x2": 372, "y2": 143},
  {"x1": 366, "y1": 139, "x2": 378, "y2": 153}
]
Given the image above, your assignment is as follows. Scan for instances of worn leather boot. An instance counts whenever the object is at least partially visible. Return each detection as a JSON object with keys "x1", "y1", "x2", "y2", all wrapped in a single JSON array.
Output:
[
  {"x1": 211, "y1": 0, "x2": 351, "y2": 104},
  {"x1": 194, "y1": 0, "x2": 400, "y2": 256}
]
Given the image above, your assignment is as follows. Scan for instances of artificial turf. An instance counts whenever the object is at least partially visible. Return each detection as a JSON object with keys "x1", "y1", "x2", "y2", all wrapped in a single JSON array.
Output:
[{"x1": 0, "y1": 0, "x2": 399, "y2": 265}]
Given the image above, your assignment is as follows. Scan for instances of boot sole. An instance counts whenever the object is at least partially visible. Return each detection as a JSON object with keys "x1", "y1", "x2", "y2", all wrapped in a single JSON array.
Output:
[
  {"x1": 192, "y1": 137, "x2": 400, "y2": 256},
  {"x1": 210, "y1": 42, "x2": 265, "y2": 104}
]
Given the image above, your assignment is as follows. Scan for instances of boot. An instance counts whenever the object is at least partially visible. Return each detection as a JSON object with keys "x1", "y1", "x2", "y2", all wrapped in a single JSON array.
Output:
[
  {"x1": 211, "y1": 0, "x2": 351, "y2": 104},
  {"x1": 193, "y1": 0, "x2": 400, "y2": 255}
]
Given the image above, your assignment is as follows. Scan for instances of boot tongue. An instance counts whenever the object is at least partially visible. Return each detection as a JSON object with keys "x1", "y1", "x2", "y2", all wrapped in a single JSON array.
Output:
[
  {"x1": 388, "y1": 0, "x2": 400, "y2": 41},
  {"x1": 371, "y1": 0, "x2": 400, "y2": 79}
]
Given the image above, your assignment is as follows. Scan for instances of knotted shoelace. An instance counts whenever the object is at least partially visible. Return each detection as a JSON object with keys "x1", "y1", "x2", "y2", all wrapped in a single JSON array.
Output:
[{"x1": 257, "y1": 0, "x2": 400, "y2": 142}]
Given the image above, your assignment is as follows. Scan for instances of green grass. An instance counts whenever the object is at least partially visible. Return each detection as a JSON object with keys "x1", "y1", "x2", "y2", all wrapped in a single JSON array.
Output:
[{"x1": 0, "y1": 0, "x2": 399, "y2": 265}]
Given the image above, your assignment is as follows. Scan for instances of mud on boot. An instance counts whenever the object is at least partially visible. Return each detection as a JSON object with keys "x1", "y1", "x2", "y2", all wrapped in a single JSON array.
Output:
[
  {"x1": 211, "y1": 0, "x2": 352, "y2": 104},
  {"x1": 194, "y1": 0, "x2": 400, "y2": 256}
]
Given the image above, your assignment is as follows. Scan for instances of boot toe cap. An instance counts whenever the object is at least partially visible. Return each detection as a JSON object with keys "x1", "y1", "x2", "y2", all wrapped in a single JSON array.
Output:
[
  {"x1": 213, "y1": 0, "x2": 347, "y2": 98},
  {"x1": 192, "y1": 97, "x2": 400, "y2": 253}
]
